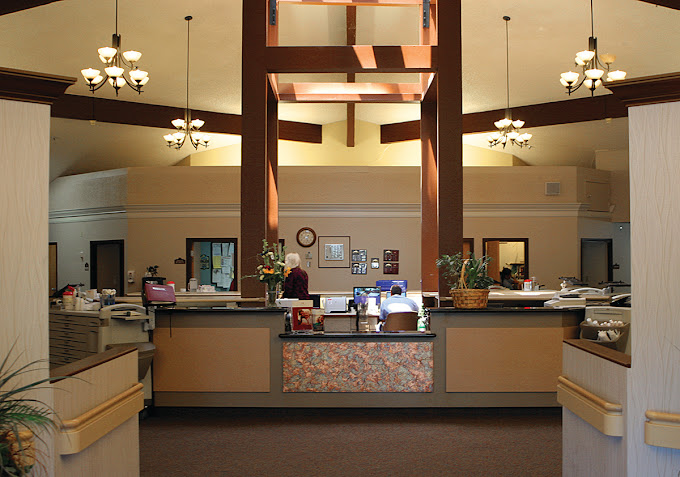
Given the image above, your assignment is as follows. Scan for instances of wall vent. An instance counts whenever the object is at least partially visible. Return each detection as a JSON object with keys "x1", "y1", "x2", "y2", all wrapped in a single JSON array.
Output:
[{"x1": 545, "y1": 182, "x2": 561, "y2": 196}]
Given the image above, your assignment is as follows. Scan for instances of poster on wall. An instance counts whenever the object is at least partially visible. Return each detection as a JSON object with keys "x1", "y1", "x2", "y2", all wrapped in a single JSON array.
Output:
[
  {"x1": 351, "y1": 263, "x2": 368, "y2": 275},
  {"x1": 384, "y1": 262, "x2": 399, "y2": 274},
  {"x1": 383, "y1": 250, "x2": 399, "y2": 262},
  {"x1": 371, "y1": 258, "x2": 380, "y2": 269},
  {"x1": 351, "y1": 249, "x2": 367, "y2": 262}
]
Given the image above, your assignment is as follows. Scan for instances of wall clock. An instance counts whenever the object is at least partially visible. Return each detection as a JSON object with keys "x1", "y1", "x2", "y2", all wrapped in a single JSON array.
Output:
[{"x1": 296, "y1": 227, "x2": 317, "y2": 247}]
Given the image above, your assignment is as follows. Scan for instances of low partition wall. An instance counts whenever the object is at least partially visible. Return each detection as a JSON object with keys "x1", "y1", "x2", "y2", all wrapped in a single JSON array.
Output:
[{"x1": 152, "y1": 307, "x2": 582, "y2": 408}]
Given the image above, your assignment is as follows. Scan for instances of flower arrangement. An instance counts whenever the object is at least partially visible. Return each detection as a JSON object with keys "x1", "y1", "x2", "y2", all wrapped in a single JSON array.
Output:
[{"x1": 253, "y1": 240, "x2": 290, "y2": 287}]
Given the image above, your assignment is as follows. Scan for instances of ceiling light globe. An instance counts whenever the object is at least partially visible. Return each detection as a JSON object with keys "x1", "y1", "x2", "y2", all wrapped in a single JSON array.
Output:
[
  {"x1": 607, "y1": 70, "x2": 627, "y2": 81},
  {"x1": 191, "y1": 119, "x2": 205, "y2": 129},
  {"x1": 173, "y1": 132, "x2": 186, "y2": 140},
  {"x1": 575, "y1": 57, "x2": 586, "y2": 66},
  {"x1": 560, "y1": 78, "x2": 569, "y2": 87},
  {"x1": 81, "y1": 68, "x2": 101, "y2": 81},
  {"x1": 171, "y1": 119, "x2": 186, "y2": 129},
  {"x1": 585, "y1": 69, "x2": 604, "y2": 80},
  {"x1": 192, "y1": 132, "x2": 203, "y2": 142},
  {"x1": 576, "y1": 50, "x2": 596, "y2": 63},
  {"x1": 583, "y1": 79, "x2": 594, "y2": 90},
  {"x1": 98, "y1": 47, "x2": 117, "y2": 62},
  {"x1": 202, "y1": 135, "x2": 211, "y2": 145},
  {"x1": 139, "y1": 77, "x2": 149, "y2": 86},
  {"x1": 512, "y1": 120, "x2": 525, "y2": 129},
  {"x1": 521, "y1": 133, "x2": 532, "y2": 141},
  {"x1": 105, "y1": 66, "x2": 124, "y2": 78},
  {"x1": 123, "y1": 50, "x2": 142, "y2": 63},
  {"x1": 507, "y1": 131, "x2": 520, "y2": 140},
  {"x1": 163, "y1": 134, "x2": 175, "y2": 143},
  {"x1": 92, "y1": 75, "x2": 103, "y2": 85},
  {"x1": 561, "y1": 71, "x2": 579, "y2": 84},
  {"x1": 129, "y1": 69, "x2": 148, "y2": 82},
  {"x1": 600, "y1": 53, "x2": 616, "y2": 65},
  {"x1": 490, "y1": 132, "x2": 501, "y2": 140}
]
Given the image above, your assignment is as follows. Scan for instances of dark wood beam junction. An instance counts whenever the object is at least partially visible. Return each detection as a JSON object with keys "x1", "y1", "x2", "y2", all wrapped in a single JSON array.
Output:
[
  {"x1": 266, "y1": 45, "x2": 436, "y2": 73},
  {"x1": 381, "y1": 94, "x2": 628, "y2": 143},
  {"x1": 605, "y1": 72, "x2": 680, "y2": 107},
  {"x1": 0, "y1": 0, "x2": 64, "y2": 15},
  {"x1": 637, "y1": 0, "x2": 680, "y2": 10},
  {"x1": 0, "y1": 67, "x2": 76, "y2": 104},
  {"x1": 51, "y1": 94, "x2": 322, "y2": 144}
]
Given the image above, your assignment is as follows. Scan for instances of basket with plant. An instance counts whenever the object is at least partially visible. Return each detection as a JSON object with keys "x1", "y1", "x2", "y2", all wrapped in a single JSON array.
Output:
[{"x1": 436, "y1": 252, "x2": 494, "y2": 308}]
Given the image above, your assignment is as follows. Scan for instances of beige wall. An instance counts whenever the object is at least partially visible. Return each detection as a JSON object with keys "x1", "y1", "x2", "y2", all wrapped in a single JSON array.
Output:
[
  {"x1": 1, "y1": 98, "x2": 54, "y2": 474},
  {"x1": 51, "y1": 164, "x2": 628, "y2": 293}
]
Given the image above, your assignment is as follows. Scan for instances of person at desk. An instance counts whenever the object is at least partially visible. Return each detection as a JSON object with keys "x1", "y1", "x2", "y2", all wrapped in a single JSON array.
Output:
[
  {"x1": 282, "y1": 252, "x2": 310, "y2": 300},
  {"x1": 500, "y1": 267, "x2": 520, "y2": 289},
  {"x1": 379, "y1": 285, "x2": 418, "y2": 328}
]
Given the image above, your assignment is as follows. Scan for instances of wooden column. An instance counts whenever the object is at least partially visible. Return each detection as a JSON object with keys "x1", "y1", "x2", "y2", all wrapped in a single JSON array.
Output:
[
  {"x1": 241, "y1": 0, "x2": 278, "y2": 298},
  {"x1": 420, "y1": 77, "x2": 438, "y2": 293},
  {"x1": 266, "y1": 79, "x2": 279, "y2": 246},
  {"x1": 435, "y1": 0, "x2": 463, "y2": 296}
]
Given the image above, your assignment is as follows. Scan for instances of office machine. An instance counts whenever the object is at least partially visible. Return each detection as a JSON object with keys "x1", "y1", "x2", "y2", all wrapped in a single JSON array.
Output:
[
  {"x1": 376, "y1": 279, "x2": 407, "y2": 292},
  {"x1": 324, "y1": 296, "x2": 347, "y2": 313},
  {"x1": 353, "y1": 287, "x2": 381, "y2": 308}
]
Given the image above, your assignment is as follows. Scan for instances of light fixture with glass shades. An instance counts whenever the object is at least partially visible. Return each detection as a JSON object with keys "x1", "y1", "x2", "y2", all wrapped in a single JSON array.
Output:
[
  {"x1": 80, "y1": 0, "x2": 149, "y2": 95},
  {"x1": 488, "y1": 16, "x2": 532, "y2": 150},
  {"x1": 164, "y1": 16, "x2": 210, "y2": 150},
  {"x1": 559, "y1": 0, "x2": 626, "y2": 95}
]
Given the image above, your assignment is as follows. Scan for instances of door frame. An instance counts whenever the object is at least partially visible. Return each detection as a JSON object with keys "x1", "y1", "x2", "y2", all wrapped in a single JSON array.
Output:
[
  {"x1": 186, "y1": 238, "x2": 238, "y2": 291},
  {"x1": 90, "y1": 239, "x2": 125, "y2": 292},
  {"x1": 482, "y1": 238, "x2": 530, "y2": 279},
  {"x1": 580, "y1": 238, "x2": 613, "y2": 284}
]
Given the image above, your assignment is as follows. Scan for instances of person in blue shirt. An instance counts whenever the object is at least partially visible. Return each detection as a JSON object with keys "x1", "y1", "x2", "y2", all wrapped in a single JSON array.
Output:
[{"x1": 379, "y1": 284, "x2": 419, "y2": 327}]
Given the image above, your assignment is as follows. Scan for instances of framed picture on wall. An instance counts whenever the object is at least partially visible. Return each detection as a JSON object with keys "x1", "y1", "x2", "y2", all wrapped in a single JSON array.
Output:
[
  {"x1": 371, "y1": 258, "x2": 380, "y2": 269},
  {"x1": 383, "y1": 250, "x2": 399, "y2": 262},
  {"x1": 318, "y1": 236, "x2": 350, "y2": 268},
  {"x1": 384, "y1": 262, "x2": 399, "y2": 274}
]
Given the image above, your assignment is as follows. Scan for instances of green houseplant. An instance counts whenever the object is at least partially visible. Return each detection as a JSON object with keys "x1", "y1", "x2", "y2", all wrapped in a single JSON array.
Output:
[
  {"x1": 0, "y1": 346, "x2": 59, "y2": 476},
  {"x1": 436, "y1": 252, "x2": 494, "y2": 308}
]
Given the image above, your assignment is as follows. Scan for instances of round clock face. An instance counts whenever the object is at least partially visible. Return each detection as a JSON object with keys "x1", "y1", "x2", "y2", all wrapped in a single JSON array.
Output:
[{"x1": 296, "y1": 227, "x2": 316, "y2": 247}]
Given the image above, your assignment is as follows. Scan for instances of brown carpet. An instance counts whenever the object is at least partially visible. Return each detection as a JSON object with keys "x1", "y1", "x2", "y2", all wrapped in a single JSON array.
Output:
[{"x1": 140, "y1": 408, "x2": 561, "y2": 477}]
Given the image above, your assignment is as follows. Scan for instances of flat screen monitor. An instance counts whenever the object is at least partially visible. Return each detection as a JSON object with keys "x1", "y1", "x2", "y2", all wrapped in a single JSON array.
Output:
[{"x1": 353, "y1": 287, "x2": 381, "y2": 308}]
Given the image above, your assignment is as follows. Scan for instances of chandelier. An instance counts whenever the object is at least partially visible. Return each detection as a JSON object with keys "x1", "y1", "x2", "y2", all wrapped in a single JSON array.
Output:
[
  {"x1": 488, "y1": 16, "x2": 532, "y2": 149},
  {"x1": 559, "y1": 0, "x2": 626, "y2": 95},
  {"x1": 80, "y1": 0, "x2": 149, "y2": 95},
  {"x1": 164, "y1": 16, "x2": 210, "y2": 150}
]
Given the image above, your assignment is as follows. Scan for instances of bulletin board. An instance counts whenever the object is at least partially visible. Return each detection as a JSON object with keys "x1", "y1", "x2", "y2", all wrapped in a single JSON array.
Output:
[{"x1": 318, "y1": 236, "x2": 350, "y2": 268}]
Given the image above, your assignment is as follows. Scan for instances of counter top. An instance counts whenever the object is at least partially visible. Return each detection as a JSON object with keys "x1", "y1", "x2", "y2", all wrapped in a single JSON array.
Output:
[
  {"x1": 279, "y1": 331, "x2": 435, "y2": 340},
  {"x1": 153, "y1": 306, "x2": 286, "y2": 314},
  {"x1": 429, "y1": 306, "x2": 581, "y2": 313},
  {"x1": 564, "y1": 338, "x2": 631, "y2": 368}
]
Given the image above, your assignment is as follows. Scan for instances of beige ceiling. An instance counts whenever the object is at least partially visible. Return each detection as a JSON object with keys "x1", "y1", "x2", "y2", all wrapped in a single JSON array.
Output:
[{"x1": 1, "y1": 0, "x2": 679, "y2": 177}]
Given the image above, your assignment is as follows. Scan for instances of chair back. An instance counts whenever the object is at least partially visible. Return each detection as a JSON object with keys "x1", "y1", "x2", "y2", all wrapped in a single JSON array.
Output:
[{"x1": 383, "y1": 311, "x2": 419, "y2": 331}]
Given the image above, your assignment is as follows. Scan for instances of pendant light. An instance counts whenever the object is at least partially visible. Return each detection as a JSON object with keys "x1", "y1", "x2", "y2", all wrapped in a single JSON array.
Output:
[
  {"x1": 488, "y1": 16, "x2": 532, "y2": 149},
  {"x1": 164, "y1": 16, "x2": 210, "y2": 150}
]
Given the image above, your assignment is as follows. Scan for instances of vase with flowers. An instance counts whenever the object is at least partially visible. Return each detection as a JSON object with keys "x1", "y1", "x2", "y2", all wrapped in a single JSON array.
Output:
[{"x1": 250, "y1": 240, "x2": 290, "y2": 307}]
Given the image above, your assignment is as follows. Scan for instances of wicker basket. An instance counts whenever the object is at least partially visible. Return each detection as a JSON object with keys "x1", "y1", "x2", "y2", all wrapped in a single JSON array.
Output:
[{"x1": 451, "y1": 288, "x2": 490, "y2": 309}]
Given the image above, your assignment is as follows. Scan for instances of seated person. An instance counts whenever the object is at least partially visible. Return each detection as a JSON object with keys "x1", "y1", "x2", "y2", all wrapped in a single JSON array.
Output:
[
  {"x1": 500, "y1": 267, "x2": 520, "y2": 290},
  {"x1": 282, "y1": 252, "x2": 310, "y2": 300},
  {"x1": 379, "y1": 285, "x2": 419, "y2": 327}
]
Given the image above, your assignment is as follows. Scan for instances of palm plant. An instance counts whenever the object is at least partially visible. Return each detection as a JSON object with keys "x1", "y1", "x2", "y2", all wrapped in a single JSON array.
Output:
[
  {"x1": 436, "y1": 252, "x2": 494, "y2": 290},
  {"x1": 0, "y1": 346, "x2": 59, "y2": 476}
]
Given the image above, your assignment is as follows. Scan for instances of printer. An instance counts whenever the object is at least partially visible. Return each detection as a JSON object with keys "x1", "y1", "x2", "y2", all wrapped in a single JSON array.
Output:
[{"x1": 324, "y1": 296, "x2": 347, "y2": 313}]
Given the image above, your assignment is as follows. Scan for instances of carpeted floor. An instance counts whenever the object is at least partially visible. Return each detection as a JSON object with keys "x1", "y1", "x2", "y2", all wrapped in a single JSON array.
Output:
[{"x1": 140, "y1": 407, "x2": 561, "y2": 477}]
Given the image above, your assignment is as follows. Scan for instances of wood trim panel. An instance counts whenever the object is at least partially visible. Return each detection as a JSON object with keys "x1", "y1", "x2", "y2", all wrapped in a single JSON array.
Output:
[
  {"x1": 0, "y1": 0, "x2": 64, "y2": 15},
  {"x1": 646, "y1": 411, "x2": 680, "y2": 449},
  {"x1": 51, "y1": 94, "x2": 322, "y2": 144},
  {"x1": 58, "y1": 383, "x2": 143, "y2": 455},
  {"x1": 50, "y1": 346, "x2": 136, "y2": 382},
  {"x1": 381, "y1": 95, "x2": 628, "y2": 143},
  {"x1": 557, "y1": 376, "x2": 623, "y2": 437},
  {"x1": 265, "y1": 45, "x2": 436, "y2": 73},
  {"x1": 637, "y1": 0, "x2": 680, "y2": 10},
  {"x1": 276, "y1": 82, "x2": 423, "y2": 102},
  {"x1": 564, "y1": 339, "x2": 631, "y2": 368},
  {"x1": 278, "y1": 0, "x2": 422, "y2": 5},
  {"x1": 605, "y1": 72, "x2": 680, "y2": 107},
  {"x1": 0, "y1": 67, "x2": 75, "y2": 105}
]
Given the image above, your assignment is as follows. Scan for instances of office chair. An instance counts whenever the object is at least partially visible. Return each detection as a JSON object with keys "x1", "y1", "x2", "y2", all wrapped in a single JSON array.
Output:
[{"x1": 383, "y1": 311, "x2": 419, "y2": 331}]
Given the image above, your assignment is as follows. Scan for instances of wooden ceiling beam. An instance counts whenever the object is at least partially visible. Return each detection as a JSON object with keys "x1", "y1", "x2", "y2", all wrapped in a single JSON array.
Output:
[
  {"x1": 278, "y1": 0, "x2": 422, "y2": 5},
  {"x1": 0, "y1": 0, "x2": 64, "y2": 15},
  {"x1": 51, "y1": 94, "x2": 322, "y2": 144},
  {"x1": 637, "y1": 0, "x2": 680, "y2": 10},
  {"x1": 381, "y1": 94, "x2": 628, "y2": 143},
  {"x1": 266, "y1": 45, "x2": 436, "y2": 73}
]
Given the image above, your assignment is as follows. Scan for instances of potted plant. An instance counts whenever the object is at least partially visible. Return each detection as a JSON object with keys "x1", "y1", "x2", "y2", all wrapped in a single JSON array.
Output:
[
  {"x1": 436, "y1": 252, "x2": 494, "y2": 308},
  {"x1": 1, "y1": 346, "x2": 59, "y2": 476}
]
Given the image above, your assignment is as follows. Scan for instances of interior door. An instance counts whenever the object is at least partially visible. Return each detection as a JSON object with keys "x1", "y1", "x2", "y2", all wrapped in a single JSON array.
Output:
[
  {"x1": 90, "y1": 240, "x2": 124, "y2": 293},
  {"x1": 581, "y1": 239, "x2": 612, "y2": 286}
]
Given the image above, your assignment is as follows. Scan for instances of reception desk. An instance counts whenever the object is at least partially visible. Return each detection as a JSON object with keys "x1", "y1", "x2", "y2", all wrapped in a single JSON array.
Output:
[{"x1": 152, "y1": 306, "x2": 582, "y2": 407}]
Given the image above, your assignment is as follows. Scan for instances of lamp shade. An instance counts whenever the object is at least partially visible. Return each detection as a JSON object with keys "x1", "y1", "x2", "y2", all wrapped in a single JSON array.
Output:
[
  {"x1": 171, "y1": 119, "x2": 186, "y2": 129},
  {"x1": 600, "y1": 53, "x2": 616, "y2": 65},
  {"x1": 576, "y1": 50, "x2": 596, "y2": 63},
  {"x1": 98, "y1": 47, "x2": 117, "y2": 62},
  {"x1": 561, "y1": 71, "x2": 579, "y2": 84},
  {"x1": 105, "y1": 66, "x2": 124, "y2": 78},
  {"x1": 585, "y1": 68, "x2": 604, "y2": 80},
  {"x1": 511, "y1": 119, "x2": 525, "y2": 129},
  {"x1": 607, "y1": 70, "x2": 627, "y2": 81},
  {"x1": 81, "y1": 68, "x2": 100, "y2": 80},
  {"x1": 190, "y1": 119, "x2": 205, "y2": 129},
  {"x1": 129, "y1": 69, "x2": 148, "y2": 82},
  {"x1": 122, "y1": 50, "x2": 142, "y2": 63}
]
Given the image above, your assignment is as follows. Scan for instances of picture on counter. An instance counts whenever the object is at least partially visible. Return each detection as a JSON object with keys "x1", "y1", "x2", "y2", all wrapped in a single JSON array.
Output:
[
  {"x1": 351, "y1": 249, "x2": 367, "y2": 262},
  {"x1": 371, "y1": 258, "x2": 380, "y2": 269},
  {"x1": 384, "y1": 262, "x2": 399, "y2": 274},
  {"x1": 383, "y1": 249, "x2": 399, "y2": 262},
  {"x1": 291, "y1": 307, "x2": 313, "y2": 331},
  {"x1": 312, "y1": 311, "x2": 324, "y2": 331},
  {"x1": 352, "y1": 263, "x2": 367, "y2": 275}
]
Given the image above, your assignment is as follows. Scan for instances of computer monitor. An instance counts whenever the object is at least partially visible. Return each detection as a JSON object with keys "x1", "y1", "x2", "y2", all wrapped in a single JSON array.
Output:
[{"x1": 353, "y1": 287, "x2": 381, "y2": 308}]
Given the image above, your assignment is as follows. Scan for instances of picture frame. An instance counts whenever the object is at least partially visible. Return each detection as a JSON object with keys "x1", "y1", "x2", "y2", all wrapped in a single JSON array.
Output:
[
  {"x1": 383, "y1": 249, "x2": 399, "y2": 262},
  {"x1": 318, "y1": 236, "x2": 350, "y2": 268},
  {"x1": 291, "y1": 307, "x2": 314, "y2": 331},
  {"x1": 384, "y1": 262, "x2": 399, "y2": 274},
  {"x1": 371, "y1": 258, "x2": 380, "y2": 269}
]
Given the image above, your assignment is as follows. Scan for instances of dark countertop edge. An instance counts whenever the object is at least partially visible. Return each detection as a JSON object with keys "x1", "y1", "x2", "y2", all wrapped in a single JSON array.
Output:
[
  {"x1": 564, "y1": 339, "x2": 631, "y2": 368},
  {"x1": 50, "y1": 346, "x2": 137, "y2": 381},
  {"x1": 429, "y1": 307, "x2": 583, "y2": 313},
  {"x1": 154, "y1": 306, "x2": 287, "y2": 314},
  {"x1": 279, "y1": 332, "x2": 436, "y2": 339}
]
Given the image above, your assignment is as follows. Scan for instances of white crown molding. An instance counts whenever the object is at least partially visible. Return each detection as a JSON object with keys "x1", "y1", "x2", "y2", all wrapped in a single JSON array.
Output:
[{"x1": 49, "y1": 202, "x2": 610, "y2": 222}]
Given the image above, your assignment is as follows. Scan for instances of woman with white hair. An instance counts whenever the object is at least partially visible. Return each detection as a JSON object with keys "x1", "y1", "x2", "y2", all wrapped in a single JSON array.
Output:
[{"x1": 283, "y1": 252, "x2": 310, "y2": 300}]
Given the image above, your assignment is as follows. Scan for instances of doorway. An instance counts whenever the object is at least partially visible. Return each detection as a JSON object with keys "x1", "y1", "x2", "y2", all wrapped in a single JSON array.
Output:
[
  {"x1": 90, "y1": 240, "x2": 125, "y2": 293},
  {"x1": 186, "y1": 238, "x2": 238, "y2": 291},
  {"x1": 581, "y1": 239, "x2": 613, "y2": 287},
  {"x1": 49, "y1": 242, "x2": 58, "y2": 296},
  {"x1": 483, "y1": 238, "x2": 529, "y2": 284}
]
